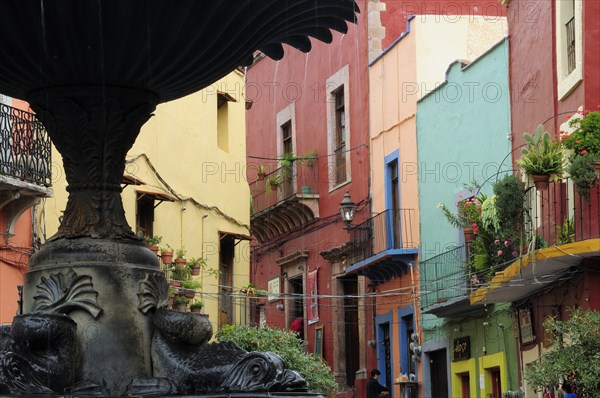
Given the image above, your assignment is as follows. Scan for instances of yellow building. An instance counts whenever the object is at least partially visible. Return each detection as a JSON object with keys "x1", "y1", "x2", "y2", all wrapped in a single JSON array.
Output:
[{"x1": 40, "y1": 70, "x2": 251, "y2": 330}]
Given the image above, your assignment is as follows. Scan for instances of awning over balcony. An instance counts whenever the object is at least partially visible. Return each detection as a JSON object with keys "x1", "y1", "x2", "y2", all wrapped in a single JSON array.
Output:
[
  {"x1": 344, "y1": 249, "x2": 418, "y2": 286},
  {"x1": 471, "y1": 238, "x2": 600, "y2": 304},
  {"x1": 135, "y1": 187, "x2": 177, "y2": 204},
  {"x1": 422, "y1": 296, "x2": 484, "y2": 317}
]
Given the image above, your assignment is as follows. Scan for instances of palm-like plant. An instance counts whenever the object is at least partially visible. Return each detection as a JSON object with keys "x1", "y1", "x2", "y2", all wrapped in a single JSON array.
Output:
[{"x1": 519, "y1": 125, "x2": 564, "y2": 182}]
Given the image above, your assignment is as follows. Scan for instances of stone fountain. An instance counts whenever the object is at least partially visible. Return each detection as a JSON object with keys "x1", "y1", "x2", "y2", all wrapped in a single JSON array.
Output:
[{"x1": 0, "y1": 1, "x2": 358, "y2": 396}]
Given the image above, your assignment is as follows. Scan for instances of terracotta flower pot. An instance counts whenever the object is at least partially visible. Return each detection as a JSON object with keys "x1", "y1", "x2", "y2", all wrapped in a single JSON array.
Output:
[
  {"x1": 183, "y1": 289, "x2": 196, "y2": 299},
  {"x1": 463, "y1": 227, "x2": 475, "y2": 243},
  {"x1": 257, "y1": 172, "x2": 266, "y2": 181},
  {"x1": 175, "y1": 258, "x2": 187, "y2": 269},
  {"x1": 191, "y1": 265, "x2": 201, "y2": 276},
  {"x1": 190, "y1": 306, "x2": 203, "y2": 314},
  {"x1": 532, "y1": 174, "x2": 549, "y2": 191},
  {"x1": 161, "y1": 251, "x2": 174, "y2": 265},
  {"x1": 147, "y1": 245, "x2": 159, "y2": 256}
]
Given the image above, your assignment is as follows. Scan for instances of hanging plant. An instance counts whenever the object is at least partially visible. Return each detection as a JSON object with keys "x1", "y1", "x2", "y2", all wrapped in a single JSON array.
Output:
[{"x1": 519, "y1": 125, "x2": 564, "y2": 189}]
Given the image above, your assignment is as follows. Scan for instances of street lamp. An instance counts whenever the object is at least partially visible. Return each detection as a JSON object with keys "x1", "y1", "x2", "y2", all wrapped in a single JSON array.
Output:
[{"x1": 339, "y1": 191, "x2": 356, "y2": 230}]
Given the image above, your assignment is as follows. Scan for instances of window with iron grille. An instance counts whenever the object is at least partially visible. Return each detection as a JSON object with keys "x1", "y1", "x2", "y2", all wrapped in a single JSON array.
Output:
[
  {"x1": 565, "y1": 15, "x2": 576, "y2": 74},
  {"x1": 555, "y1": 0, "x2": 582, "y2": 100}
]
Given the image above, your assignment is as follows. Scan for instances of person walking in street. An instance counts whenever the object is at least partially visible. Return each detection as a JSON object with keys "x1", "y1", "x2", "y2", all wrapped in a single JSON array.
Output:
[{"x1": 366, "y1": 369, "x2": 389, "y2": 398}]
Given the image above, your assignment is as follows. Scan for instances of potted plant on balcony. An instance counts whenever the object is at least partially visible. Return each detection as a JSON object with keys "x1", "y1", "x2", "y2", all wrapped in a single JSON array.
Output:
[
  {"x1": 160, "y1": 244, "x2": 174, "y2": 265},
  {"x1": 181, "y1": 279, "x2": 201, "y2": 299},
  {"x1": 257, "y1": 165, "x2": 266, "y2": 181},
  {"x1": 519, "y1": 125, "x2": 564, "y2": 191},
  {"x1": 187, "y1": 257, "x2": 206, "y2": 276},
  {"x1": 175, "y1": 248, "x2": 187, "y2": 269},
  {"x1": 265, "y1": 174, "x2": 281, "y2": 195},
  {"x1": 567, "y1": 153, "x2": 599, "y2": 199},
  {"x1": 493, "y1": 175, "x2": 526, "y2": 234},
  {"x1": 144, "y1": 235, "x2": 162, "y2": 255},
  {"x1": 167, "y1": 286, "x2": 177, "y2": 308},
  {"x1": 302, "y1": 149, "x2": 318, "y2": 167},
  {"x1": 190, "y1": 301, "x2": 204, "y2": 314},
  {"x1": 172, "y1": 266, "x2": 190, "y2": 282},
  {"x1": 562, "y1": 108, "x2": 600, "y2": 170},
  {"x1": 173, "y1": 295, "x2": 189, "y2": 312},
  {"x1": 438, "y1": 196, "x2": 481, "y2": 243}
]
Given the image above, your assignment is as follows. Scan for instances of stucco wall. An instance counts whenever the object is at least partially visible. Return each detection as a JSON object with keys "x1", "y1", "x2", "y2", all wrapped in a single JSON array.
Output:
[
  {"x1": 369, "y1": 16, "x2": 507, "y2": 246},
  {"x1": 417, "y1": 39, "x2": 511, "y2": 261}
]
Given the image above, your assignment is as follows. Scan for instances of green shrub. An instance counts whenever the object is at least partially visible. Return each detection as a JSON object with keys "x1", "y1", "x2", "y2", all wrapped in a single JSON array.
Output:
[
  {"x1": 525, "y1": 308, "x2": 600, "y2": 396},
  {"x1": 563, "y1": 110, "x2": 600, "y2": 156},
  {"x1": 493, "y1": 175, "x2": 525, "y2": 235},
  {"x1": 568, "y1": 154, "x2": 599, "y2": 199},
  {"x1": 216, "y1": 324, "x2": 337, "y2": 394}
]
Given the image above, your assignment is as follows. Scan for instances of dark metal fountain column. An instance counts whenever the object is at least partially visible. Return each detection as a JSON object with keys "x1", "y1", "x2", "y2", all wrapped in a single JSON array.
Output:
[
  {"x1": 22, "y1": 86, "x2": 163, "y2": 394},
  {"x1": 28, "y1": 87, "x2": 157, "y2": 240}
]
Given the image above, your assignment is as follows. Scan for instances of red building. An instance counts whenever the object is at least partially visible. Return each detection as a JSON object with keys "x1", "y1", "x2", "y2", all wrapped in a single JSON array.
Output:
[{"x1": 246, "y1": 1, "x2": 374, "y2": 395}]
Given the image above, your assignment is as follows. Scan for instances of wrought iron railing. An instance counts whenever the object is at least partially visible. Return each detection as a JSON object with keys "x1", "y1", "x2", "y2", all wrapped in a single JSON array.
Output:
[
  {"x1": 469, "y1": 178, "x2": 598, "y2": 290},
  {"x1": 526, "y1": 177, "x2": 599, "y2": 246},
  {"x1": 349, "y1": 209, "x2": 416, "y2": 264},
  {"x1": 419, "y1": 245, "x2": 468, "y2": 310},
  {"x1": 0, "y1": 103, "x2": 51, "y2": 186},
  {"x1": 250, "y1": 160, "x2": 319, "y2": 216}
]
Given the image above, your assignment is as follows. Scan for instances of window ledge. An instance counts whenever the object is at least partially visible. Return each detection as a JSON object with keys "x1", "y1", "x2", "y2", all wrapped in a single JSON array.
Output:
[{"x1": 328, "y1": 179, "x2": 351, "y2": 193}]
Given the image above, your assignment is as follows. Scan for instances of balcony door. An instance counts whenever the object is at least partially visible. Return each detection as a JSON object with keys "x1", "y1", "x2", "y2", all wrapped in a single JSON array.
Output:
[
  {"x1": 385, "y1": 151, "x2": 401, "y2": 249},
  {"x1": 219, "y1": 235, "x2": 235, "y2": 327}
]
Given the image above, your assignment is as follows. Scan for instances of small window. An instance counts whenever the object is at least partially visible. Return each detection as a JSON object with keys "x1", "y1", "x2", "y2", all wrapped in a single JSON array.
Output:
[
  {"x1": 334, "y1": 88, "x2": 347, "y2": 185},
  {"x1": 217, "y1": 92, "x2": 232, "y2": 152},
  {"x1": 282, "y1": 121, "x2": 293, "y2": 155},
  {"x1": 136, "y1": 194, "x2": 154, "y2": 238},
  {"x1": 281, "y1": 121, "x2": 294, "y2": 196}
]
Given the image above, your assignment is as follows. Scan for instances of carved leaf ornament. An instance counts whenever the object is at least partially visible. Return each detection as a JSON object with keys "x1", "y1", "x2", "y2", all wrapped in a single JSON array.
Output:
[
  {"x1": 33, "y1": 269, "x2": 102, "y2": 318},
  {"x1": 138, "y1": 273, "x2": 168, "y2": 314}
]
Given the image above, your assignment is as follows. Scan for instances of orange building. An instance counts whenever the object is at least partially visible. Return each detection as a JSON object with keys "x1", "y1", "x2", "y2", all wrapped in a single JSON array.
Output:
[{"x1": 0, "y1": 96, "x2": 52, "y2": 324}]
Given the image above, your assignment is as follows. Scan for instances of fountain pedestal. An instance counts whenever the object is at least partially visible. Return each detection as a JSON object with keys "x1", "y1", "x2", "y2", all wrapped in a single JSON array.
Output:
[{"x1": 25, "y1": 238, "x2": 163, "y2": 395}]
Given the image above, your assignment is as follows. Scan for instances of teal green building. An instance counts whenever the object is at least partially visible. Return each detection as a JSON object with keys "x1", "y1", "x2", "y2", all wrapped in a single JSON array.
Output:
[{"x1": 416, "y1": 38, "x2": 520, "y2": 397}]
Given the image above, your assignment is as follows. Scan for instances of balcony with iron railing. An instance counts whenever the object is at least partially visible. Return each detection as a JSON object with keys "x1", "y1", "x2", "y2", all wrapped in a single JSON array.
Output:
[
  {"x1": 419, "y1": 245, "x2": 485, "y2": 316},
  {"x1": 0, "y1": 103, "x2": 52, "y2": 187},
  {"x1": 0, "y1": 102, "x2": 52, "y2": 239},
  {"x1": 250, "y1": 160, "x2": 320, "y2": 244},
  {"x1": 471, "y1": 178, "x2": 600, "y2": 304},
  {"x1": 344, "y1": 209, "x2": 418, "y2": 285}
]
